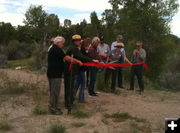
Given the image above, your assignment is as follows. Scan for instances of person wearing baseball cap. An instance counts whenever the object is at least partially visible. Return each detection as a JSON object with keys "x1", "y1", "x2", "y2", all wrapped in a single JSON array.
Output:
[
  {"x1": 64, "y1": 34, "x2": 99, "y2": 114},
  {"x1": 97, "y1": 36, "x2": 110, "y2": 63}
]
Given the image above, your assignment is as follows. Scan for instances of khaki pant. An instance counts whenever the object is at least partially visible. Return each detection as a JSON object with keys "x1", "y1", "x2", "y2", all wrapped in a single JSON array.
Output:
[{"x1": 48, "y1": 78, "x2": 61, "y2": 109}]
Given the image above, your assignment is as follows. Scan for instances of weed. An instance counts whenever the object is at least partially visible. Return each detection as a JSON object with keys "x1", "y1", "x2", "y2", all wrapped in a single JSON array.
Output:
[
  {"x1": 101, "y1": 118, "x2": 109, "y2": 125},
  {"x1": 49, "y1": 124, "x2": 66, "y2": 133},
  {"x1": 0, "y1": 120, "x2": 12, "y2": 131},
  {"x1": 72, "y1": 109, "x2": 90, "y2": 118},
  {"x1": 130, "y1": 122, "x2": 139, "y2": 133},
  {"x1": 33, "y1": 105, "x2": 48, "y2": 115},
  {"x1": 72, "y1": 122, "x2": 86, "y2": 127}
]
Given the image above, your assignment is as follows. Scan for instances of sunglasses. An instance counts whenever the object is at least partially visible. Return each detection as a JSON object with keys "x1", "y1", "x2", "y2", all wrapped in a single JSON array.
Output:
[
  {"x1": 136, "y1": 45, "x2": 140, "y2": 47},
  {"x1": 116, "y1": 46, "x2": 122, "y2": 48}
]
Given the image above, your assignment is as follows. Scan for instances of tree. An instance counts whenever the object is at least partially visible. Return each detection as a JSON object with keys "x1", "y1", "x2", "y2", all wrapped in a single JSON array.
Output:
[
  {"x1": 90, "y1": 11, "x2": 102, "y2": 36},
  {"x1": 64, "y1": 19, "x2": 71, "y2": 28},
  {"x1": 106, "y1": 0, "x2": 179, "y2": 80},
  {"x1": 0, "y1": 22, "x2": 16, "y2": 44}
]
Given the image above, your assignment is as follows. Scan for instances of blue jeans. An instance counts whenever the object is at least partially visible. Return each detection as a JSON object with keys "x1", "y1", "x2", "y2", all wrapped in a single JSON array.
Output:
[
  {"x1": 118, "y1": 56, "x2": 124, "y2": 87},
  {"x1": 88, "y1": 67, "x2": 98, "y2": 94},
  {"x1": 74, "y1": 71, "x2": 86, "y2": 102}
]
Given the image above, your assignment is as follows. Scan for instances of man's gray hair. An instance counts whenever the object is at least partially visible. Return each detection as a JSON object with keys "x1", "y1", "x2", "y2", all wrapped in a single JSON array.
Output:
[
  {"x1": 92, "y1": 37, "x2": 100, "y2": 44},
  {"x1": 137, "y1": 41, "x2": 143, "y2": 45},
  {"x1": 54, "y1": 36, "x2": 65, "y2": 44}
]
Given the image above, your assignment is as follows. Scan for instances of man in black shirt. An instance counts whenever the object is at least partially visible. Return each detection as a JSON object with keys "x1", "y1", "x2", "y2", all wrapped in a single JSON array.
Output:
[
  {"x1": 47, "y1": 36, "x2": 82, "y2": 115},
  {"x1": 64, "y1": 34, "x2": 99, "y2": 114}
]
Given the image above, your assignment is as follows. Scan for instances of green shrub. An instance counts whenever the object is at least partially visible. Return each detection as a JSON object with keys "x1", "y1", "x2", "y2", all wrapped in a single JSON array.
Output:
[
  {"x1": 72, "y1": 122, "x2": 86, "y2": 127},
  {"x1": 33, "y1": 105, "x2": 48, "y2": 115},
  {"x1": 158, "y1": 73, "x2": 180, "y2": 91},
  {"x1": 0, "y1": 121, "x2": 12, "y2": 131},
  {"x1": 49, "y1": 124, "x2": 66, "y2": 133},
  {"x1": 72, "y1": 109, "x2": 90, "y2": 118}
]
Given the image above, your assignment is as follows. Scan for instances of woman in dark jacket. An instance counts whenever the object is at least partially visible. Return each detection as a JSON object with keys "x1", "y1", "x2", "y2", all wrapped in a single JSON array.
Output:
[{"x1": 73, "y1": 41, "x2": 90, "y2": 102}]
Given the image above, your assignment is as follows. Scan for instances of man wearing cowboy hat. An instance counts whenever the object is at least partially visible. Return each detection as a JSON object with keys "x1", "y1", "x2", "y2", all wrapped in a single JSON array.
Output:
[{"x1": 64, "y1": 34, "x2": 99, "y2": 114}]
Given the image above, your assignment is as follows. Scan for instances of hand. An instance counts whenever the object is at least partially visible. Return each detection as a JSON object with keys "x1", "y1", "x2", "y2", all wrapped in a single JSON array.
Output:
[
  {"x1": 129, "y1": 62, "x2": 133, "y2": 66},
  {"x1": 93, "y1": 60, "x2": 99, "y2": 63},
  {"x1": 77, "y1": 60, "x2": 83, "y2": 66},
  {"x1": 136, "y1": 50, "x2": 140, "y2": 55},
  {"x1": 99, "y1": 62, "x2": 105, "y2": 65},
  {"x1": 102, "y1": 54, "x2": 107, "y2": 58}
]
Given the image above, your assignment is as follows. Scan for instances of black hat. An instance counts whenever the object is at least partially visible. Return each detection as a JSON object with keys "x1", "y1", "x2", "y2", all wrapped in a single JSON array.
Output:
[{"x1": 100, "y1": 36, "x2": 104, "y2": 41}]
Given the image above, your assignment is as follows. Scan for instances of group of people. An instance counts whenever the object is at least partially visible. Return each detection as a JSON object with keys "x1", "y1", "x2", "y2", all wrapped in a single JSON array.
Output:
[{"x1": 47, "y1": 34, "x2": 146, "y2": 115}]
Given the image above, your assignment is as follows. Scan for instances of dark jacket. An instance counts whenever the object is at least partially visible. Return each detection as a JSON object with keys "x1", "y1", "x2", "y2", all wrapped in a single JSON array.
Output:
[
  {"x1": 80, "y1": 48, "x2": 90, "y2": 71},
  {"x1": 47, "y1": 44, "x2": 66, "y2": 78},
  {"x1": 65, "y1": 44, "x2": 93, "y2": 75}
]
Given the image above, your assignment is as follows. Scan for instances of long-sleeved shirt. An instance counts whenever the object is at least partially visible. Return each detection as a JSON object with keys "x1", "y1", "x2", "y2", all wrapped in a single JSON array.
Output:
[
  {"x1": 111, "y1": 41, "x2": 126, "y2": 57},
  {"x1": 131, "y1": 48, "x2": 146, "y2": 63},
  {"x1": 88, "y1": 45, "x2": 100, "y2": 60},
  {"x1": 65, "y1": 44, "x2": 93, "y2": 75}
]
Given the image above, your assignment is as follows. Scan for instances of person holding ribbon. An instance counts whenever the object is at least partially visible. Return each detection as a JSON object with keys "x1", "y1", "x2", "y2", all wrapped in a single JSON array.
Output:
[
  {"x1": 64, "y1": 34, "x2": 99, "y2": 114},
  {"x1": 47, "y1": 36, "x2": 83, "y2": 115},
  {"x1": 129, "y1": 41, "x2": 146, "y2": 94},
  {"x1": 73, "y1": 41, "x2": 90, "y2": 103},
  {"x1": 88, "y1": 37, "x2": 101, "y2": 97},
  {"x1": 106, "y1": 43, "x2": 132, "y2": 92}
]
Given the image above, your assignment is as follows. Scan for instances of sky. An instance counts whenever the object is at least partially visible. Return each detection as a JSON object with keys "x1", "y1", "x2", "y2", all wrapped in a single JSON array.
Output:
[{"x1": 0, "y1": 0, "x2": 180, "y2": 37}]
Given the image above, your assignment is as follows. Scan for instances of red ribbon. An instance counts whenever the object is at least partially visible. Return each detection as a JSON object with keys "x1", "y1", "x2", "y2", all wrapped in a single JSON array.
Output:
[{"x1": 69, "y1": 62, "x2": 149, "y2": 71}]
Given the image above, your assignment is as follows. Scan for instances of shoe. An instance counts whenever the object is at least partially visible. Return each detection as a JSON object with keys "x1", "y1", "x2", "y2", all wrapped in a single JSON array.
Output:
[
  {"x1": 67, "y1": 109, "x2": 71, "y2": 115},
  {"x1": 88, "y1": 93, "x2": 98, "y2": 98},
  {"x1": 78, "y1": 101, "x2": 88, "y2": 103},
  {"x1": 119, "y1": 86, "x2": 124, "y2": 89},
  {"x1": 128, "y1": 88, "x2": 134, "y2": 91},
  {"x1": 50, "y1": 108, "x2": 63, "y2": 115},
  {"x1": 92, "y1": 92, "x2": 99, "y2": 95}
]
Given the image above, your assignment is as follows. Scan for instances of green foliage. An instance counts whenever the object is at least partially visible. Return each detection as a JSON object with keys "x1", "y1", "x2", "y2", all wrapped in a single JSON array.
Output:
[
  {"x1": 49, "y1": 124, "x2": 66, "y2": 133},
  {"x1": 0, "y1": 1, "x2": 179, "y2": 82},
  {"x1": 72, "y1": 109, "x2": 90, "y2": 118},
  {"x1": 0, "y1": 120, "x2": 13, "y2": 131},
  {"x1": 158, "y1": 73, "x2": 180, "y2": 91},
  {"x1": 0, "y1": 54, "x2": 8, "y2": 68},
  {"x1": 104, "y1": 112, "x2": 147, "y2": 123},
  {"x1": 0, "y1": 71, "x2": 26, "y2": 94},
  {"x1": 8, "y1": 58, "x2": 33, "y2": 68},
  {"x1": 33, "y1": 105, "x2": 48, "y2": 115},
  {"x1": 71, "y1": 122, "x2": 86, "y2": 127},
  {"x1": 0, "y1": 22, "x2": 16, "y2": 44},
  {"x1": 96, "y1": 71, "x2": 111, "y2": 93}
]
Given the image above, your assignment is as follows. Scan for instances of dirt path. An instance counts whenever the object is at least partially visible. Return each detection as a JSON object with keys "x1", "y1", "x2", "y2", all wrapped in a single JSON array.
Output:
[{"x1": 0, "y1": 69, "x2": 180, "y2": 133}]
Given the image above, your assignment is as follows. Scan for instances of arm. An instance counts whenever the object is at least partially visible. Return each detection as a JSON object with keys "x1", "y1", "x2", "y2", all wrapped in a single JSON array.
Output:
[
  {"x1": 136, "y1": 49, "x2": 146, "y2": 62},
  {"x1": 72, "y1": 47, "x2": 93, "y2": 62},
  {"x1": 64, "y1": 56, "x2": 83, "y2": 66},
  {"x1": 106, "y1": 56, "x2": 110, "y2": 63},
  {"x1": 124, "y1": 57, "x2": 132, "y2": 65}
]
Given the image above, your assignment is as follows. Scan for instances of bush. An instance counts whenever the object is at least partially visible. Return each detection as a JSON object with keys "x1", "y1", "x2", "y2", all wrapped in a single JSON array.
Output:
[
  {"x1": 49, "y1": 124, "x2": 66, "y2": 133},
  {"x1": 33, "y1": 105, "x2": 48, "y2": 115},
  {"x1": 72, "y1": 122, "x2": 86, "y2": 127},
  {"x1": 0, "y1": 120, "x2": 13, "y2": 131},
  {"x1": 0, "y1": 70, "x2": 26, "y2": 94},
  {"x1": 0, "y1": 54, "x2": 8, "y2": 68},
  {"x1": 158, "y1": 73, "x2": 180, "y2": 91},
  {"x1": 72, "y1": 109, "x2": 90, "y2": 118}
]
